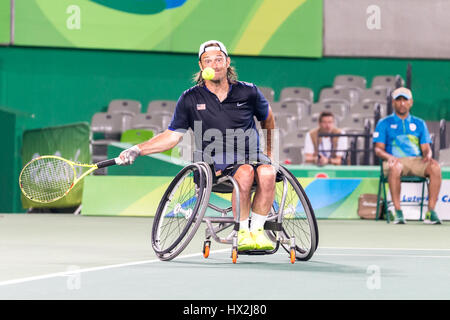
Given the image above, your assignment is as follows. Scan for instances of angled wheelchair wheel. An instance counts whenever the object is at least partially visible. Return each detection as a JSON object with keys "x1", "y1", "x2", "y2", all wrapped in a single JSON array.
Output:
[
  {"x1": 151, "y1": 162, "x2": 212, "y2": 261},
  {"x1": 272, "y1": 166, "x2": 319, "y2": 261}
]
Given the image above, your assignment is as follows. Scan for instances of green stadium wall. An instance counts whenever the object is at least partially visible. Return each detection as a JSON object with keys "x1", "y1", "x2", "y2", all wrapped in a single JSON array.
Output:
[{"x1": 1, "y1": 45, "x2": 449, "y2": 212}]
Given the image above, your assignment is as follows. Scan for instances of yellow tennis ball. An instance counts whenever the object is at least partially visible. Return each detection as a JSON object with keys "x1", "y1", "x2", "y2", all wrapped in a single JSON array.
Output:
[{"x1": 202, "y1": 67, "x2": 215, "y2": 80}]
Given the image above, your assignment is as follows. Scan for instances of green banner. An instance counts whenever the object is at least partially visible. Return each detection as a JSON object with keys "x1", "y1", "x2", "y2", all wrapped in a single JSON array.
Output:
[
  {"x1": 21, "y1": 122, "x2": 91, "y2": 209},
  {"x1": 0, "y1": 0, "x2": 10, "y2": 44},
  {"x1": 14, "y1": 0, "x2": 322, "y2": 58}
]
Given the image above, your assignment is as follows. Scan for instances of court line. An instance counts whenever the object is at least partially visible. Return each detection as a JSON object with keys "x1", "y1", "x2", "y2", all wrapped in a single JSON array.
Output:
[
  {"x1": 2, "y1": 246, "x2": 449, "y2": 287},
  {"x1": 0, "y1": 249, "x2": 230, "y2": 287}
]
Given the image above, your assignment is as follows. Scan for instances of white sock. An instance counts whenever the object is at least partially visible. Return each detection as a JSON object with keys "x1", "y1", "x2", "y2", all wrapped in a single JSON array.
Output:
[
  {"x1": 250, "y1": 211, "x2": 268, "y2": 232},
  {"x1": 239, "y1": 218, "x2": 249, "y2": 231}
]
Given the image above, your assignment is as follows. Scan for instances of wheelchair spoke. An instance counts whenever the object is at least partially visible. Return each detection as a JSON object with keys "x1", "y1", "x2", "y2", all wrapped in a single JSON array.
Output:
[
  {"x1": 272, "y1": 166, "x2": 318, "y2": 261},
  {"x1": 151, "y1": 163, "x2": 212, "y2": 260}
]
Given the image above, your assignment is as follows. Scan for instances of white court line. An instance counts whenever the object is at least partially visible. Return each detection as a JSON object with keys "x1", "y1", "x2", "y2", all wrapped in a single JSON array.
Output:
[
  {"x1": 2, "y1": 247, "x2": 449, "y2": 287},
  {"x1": 0, "y1": 249, "x2": 230, "y2": 287}
]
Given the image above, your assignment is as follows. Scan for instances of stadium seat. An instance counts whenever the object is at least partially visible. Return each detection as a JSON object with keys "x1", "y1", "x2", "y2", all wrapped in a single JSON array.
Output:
[
  {"x1": 274, "y1": 113, "x2": 300, "y2": 136},
  {"x1": 371, "y1": 75, "x2": 405, "y2": 91},
  {"x1": 333, "y1": 75, "x2": 367, "y2": 91},
  {"x1": 107, "y1": 99, "x2": 142, "y2": 115},
  {"x1": 271, "y1": 100, "x2": 308, "y2": 118},
  {"x1": 319, "y1": 87, "x2": 355, "y2": 108},
  {"x1": 280, "y1": 129, "x2": 307, "y2": 148},
  {"x1": 91, "y1": 112, "x2": 131, "y2": 173},
  {"x1": 147, "y1": 100, "x2": 176, "y2": 116},
  {"x1": 298, "y1": 114, "x2": 319, "y2": 132},
  {"x1": 130, "y1": 113, "x2": 168, "y2": 133},
  {"x1": 359, "y1": 88, "x2": 389, "y2": 104},
  {"x1": 279, "y1": 87, "x2": 313, "y2": 104},
  {"x1": 351, "y1": 101, "x2": 385, "y2": 118},
  {"x1": 439, "y1": 148, "x2": 450, "y2": 166},
  {"x1": 311, "y1": 101, "x2": 348, "y2": 119},
  {"x1": 258, "y1": 86, "x2": 275, "y2": 103},
  {"x1": 339, "y1": 115, "x2": 366, "y2": 133},
  {"x1": 280, "y1": 145, "x2": 303, "y2": 165},
  {"x1": 91, "y1": 112, "x2": 127, "y2": 140}
]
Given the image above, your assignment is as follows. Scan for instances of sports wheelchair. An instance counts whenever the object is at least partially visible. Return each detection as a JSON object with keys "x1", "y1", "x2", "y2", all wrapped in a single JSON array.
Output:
[{"x1": 151, "y1": 160, "x2": 319, "y2": 264}]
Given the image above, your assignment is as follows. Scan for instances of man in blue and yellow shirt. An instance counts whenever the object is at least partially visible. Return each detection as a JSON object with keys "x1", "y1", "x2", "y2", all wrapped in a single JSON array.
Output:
[{"x1": 374, "y1": 87, "x2": 442, "y2": 224}]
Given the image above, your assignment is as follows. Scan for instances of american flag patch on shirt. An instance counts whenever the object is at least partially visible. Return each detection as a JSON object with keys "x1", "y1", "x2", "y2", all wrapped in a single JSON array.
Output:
[{"x1": 196, "y1": 104, "x2": 206, "y2": 110}]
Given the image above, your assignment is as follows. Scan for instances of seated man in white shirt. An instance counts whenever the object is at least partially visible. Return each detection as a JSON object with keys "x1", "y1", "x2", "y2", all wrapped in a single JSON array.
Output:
[{"x1": 303, "y1": 111, "x2": 348, "y2": 165}]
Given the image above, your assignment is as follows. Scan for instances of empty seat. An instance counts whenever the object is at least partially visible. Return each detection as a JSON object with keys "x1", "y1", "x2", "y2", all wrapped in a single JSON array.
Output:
[
  {"x1": 333, "y1": 75, "x2": 367, "y2": 91},
  {"x1": 91, "y1": 112, "x2": 129, "y2": 140},
  {"x1": 279, "y1": 87, "x2": 313, "y2": 104},
  {"x1": 439, "y1": 148, "x2": 450, "y2": 166},
  {"x1": 281, "y1": 129, "x2": 307, "y2": 148},
  {"x1": 147, "y1": 100, "x2": 176, "y2": 116},
  {"x1": 258, "y1": 86, "x2": 275, "y2": 103},
  {"x1": 319, "y1": 87, "x2": 355, "y2": 107},
  {"x1": 311, "y1": 101, "x2": 348, "y2": 119},
  {"x1": 339, "y1": 115, "x2": 366, "y2": 133},
  {"x1": 274, "y1": 113, "x2": 300, "y2": 136},
  {"x1": 352, "y1": 101, "x2": 385, "y2": 118},
  {"x1": 298, "y1": 114, "x2": 319, "y2": 132},
  {"x1": 91, "y1": 112, "x2": 130, "y2": 172},
  {"x1": 279, "y1": 145, "x2": 303, "y2": 165},
  {"x1": 130, "y1": 113, "x2": 168, "y2": 133},
  {"x1": 271, "y1": 101, "x2": 308, "y2": 118},
  {"x1": 359, "y1": 88, "x2": 389, "y2": 105},
  {"x1": 107, "y1": 99, "x2": 141, "y2": 115},
  {"x1": 371, "y1": 75, "x2": 405, "y2": 90}
]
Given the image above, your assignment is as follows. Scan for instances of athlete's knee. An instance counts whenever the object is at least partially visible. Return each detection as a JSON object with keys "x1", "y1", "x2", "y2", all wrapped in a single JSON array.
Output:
[
  {"x1": 234, "y1": 165, "x2": 255, "y2": 192},
  {"x1": 256, "y1": 165, "x2": 276, "y2": 190}
]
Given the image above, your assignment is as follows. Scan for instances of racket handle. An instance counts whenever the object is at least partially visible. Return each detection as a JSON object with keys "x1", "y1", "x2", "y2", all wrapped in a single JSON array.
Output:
[{"x1": 96, "y1": 157, "x2": 123, "y2": 168}]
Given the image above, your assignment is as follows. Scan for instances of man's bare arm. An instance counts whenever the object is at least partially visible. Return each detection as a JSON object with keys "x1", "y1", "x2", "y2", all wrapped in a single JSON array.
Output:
[
  {"x1": 260, "y1": 106, "x2": 275, "y2": 159},
  {"x1": 374, "y1": 142, "x2": 394, "y2": 161},
  {"x1": 137, "y1": 129, "x2": 184, "y2": 156}
]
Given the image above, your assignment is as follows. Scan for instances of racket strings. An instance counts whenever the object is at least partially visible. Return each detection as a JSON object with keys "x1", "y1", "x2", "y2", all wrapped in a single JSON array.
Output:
[{"x1": 20, "y1": 158, "x2": 75, "y2": 202}]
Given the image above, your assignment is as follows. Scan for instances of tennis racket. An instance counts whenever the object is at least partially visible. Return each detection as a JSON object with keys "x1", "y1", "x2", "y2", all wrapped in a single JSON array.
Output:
[{"x1": 19, "y1": 155, "x2": 123, "y2": 203}]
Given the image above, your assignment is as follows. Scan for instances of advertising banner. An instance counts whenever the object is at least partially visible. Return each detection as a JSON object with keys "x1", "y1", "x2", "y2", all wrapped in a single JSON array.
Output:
[
  {"x1": 14, "y1": 0, "x2": 322, "y2": 58},
  {"x1": 21, "y1": 122, "x2": 91, "y2": 209},
  {"x1": 0, "y1": 0, "x2": 10, "y2": 44},
  {"x1": 82, "y1": 176, "x2": 380, "y2": 218},
  {"x1": 386, "y1": 181, "x2": 450, "y2": 221}
]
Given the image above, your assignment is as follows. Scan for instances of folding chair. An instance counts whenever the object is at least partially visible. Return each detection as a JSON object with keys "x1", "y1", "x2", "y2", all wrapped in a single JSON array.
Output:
[{"x1": 375, "y1": 161, "x2": 428, "y2": 223}]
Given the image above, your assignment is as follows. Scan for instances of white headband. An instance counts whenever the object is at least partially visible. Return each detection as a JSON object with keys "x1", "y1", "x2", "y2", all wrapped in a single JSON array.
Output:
[{"x1": 198, "y1": 40, "x2": 228, "y2": 59}]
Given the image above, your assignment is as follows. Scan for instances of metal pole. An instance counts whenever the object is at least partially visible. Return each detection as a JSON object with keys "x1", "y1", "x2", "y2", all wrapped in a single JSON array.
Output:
[
  {"x1": 363, "y1": 119, "x2": 371, "y2": 165},
  {"x1": 440, "y1": 119, "x2": 447, "y2": 150},
  {"x1": 406, "y1": 63, "x2": 412, "y2": 89}
]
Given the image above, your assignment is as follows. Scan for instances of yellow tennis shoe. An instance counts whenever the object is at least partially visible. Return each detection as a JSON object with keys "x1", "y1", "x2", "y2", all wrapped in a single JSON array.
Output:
[
  {"x1": 251, "y1": 228, "x2": 274, "y2": 250},
  {"x1": 237, "y1": 229, "x2": 256, "y2": 251}
]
